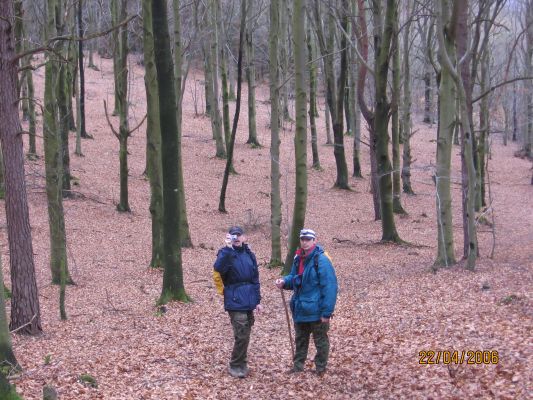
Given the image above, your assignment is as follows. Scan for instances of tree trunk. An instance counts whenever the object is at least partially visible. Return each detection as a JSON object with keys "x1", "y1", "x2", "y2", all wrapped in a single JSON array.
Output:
[
  {"x1": 313, "y1": 0, "x2": 349, "y2": 189},
  {"x1": 307, "y1": 25, "x2": 320, "y2": 170},
  {"x1": 206, "y1": 0, "x2": 225, "y2": 158},
  {"x1": 151, "y1": 0, "x2": 190, "y2": 304},
  {"x1": 478, "y1": 44, "x2": 489, "y2": 209},
  {"x1": 437, "y1": 0, "x2": 477, "y2": 269},
  {"x1": 269, "y1": 0, "x2": 282, "y2": 267},
  {"x1": 245, "y1": 0, "x2": 259, "y2": 147},
  {"x1": 113, "y1": 0, "x2": 130, "y2": 212},
  {"x1": 172, "y1": 0, "x2": 192, "y2": 247},
  {"x1": 283, "y1": 0, "x2": 307, "y2": 274},
  {"x1": 391, "y1": 16, "x2": 405, "y2": 214},
  {"x1": 218, "y1": 1, "x2": 232, "y2": 156},
  {"x1": 348, "y1": 2, "x2": 362, "y2": 178},
  {"x1": 525, "y1": 0, "x2": 533, "y2": 158},
  {"x1": 280, "y1": 1, "x2": 291, "y2": 121},
  {"x1": 434, "y1": 2, "x2": 457, "y2": 267},
  {"x1": 218, "y1": 0, "x2": 246, "y2": 213},
  {"x1": 143, "y1": 0, "x2": 164, "y2": 268},
  {"x1": 373, "y1": 0, "x2": 401, "y2": 241},
  {"x1": 44, "y1": 0, "x2": 71, "y2": 286},
  {"x1": 0, "y1": 0, "x2": 42, "y2": 334},
  {"x1": 401, "y1": 0, "x2": 414, "y2": 194},
  {"x1": 78, "y1": 0, "x2": 89, "y2": 138}
]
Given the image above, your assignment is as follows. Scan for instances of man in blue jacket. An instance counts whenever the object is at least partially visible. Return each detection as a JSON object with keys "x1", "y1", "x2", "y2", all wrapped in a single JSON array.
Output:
[
  {"x1": 276, "y1": 229, "x2": 338, "y2": 376},
  {"x1": 214, "y1": 226, "x2": 262, "y2": 378}
]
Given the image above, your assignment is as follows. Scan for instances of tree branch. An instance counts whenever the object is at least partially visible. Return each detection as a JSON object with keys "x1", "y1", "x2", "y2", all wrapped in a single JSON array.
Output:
[
  {"x1": 11, "y1": 14, "x2": 137, "y2": 63},
  {"x1": 103, "y1": 100, "x2": 119, "y2": 139},
  {"x1": 472, "y1": 76, "x2": 533, "y2": 103}
]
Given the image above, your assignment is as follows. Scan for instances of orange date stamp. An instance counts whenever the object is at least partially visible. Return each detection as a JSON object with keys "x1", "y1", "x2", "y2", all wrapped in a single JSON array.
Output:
[{"x1": 419, "y1": 350, "x2": 499, "y2": 365}]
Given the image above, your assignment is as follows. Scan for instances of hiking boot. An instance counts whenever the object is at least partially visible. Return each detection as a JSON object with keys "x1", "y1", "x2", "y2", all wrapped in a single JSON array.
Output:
[
  {"x1": 228, "y1": 366, "x2": 245, "y2": 378},
  {"x1": 315, "y1": 369, "x2": 326, "y2": 377},
  {"x1": 287, "y1": 367, "x2": 304, "y2": 374}
]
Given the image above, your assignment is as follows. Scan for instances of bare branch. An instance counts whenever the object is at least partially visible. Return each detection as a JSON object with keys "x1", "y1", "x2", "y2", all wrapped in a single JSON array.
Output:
[{"x1": 103, "y1": 100, "x2": 119, "y2": 139}]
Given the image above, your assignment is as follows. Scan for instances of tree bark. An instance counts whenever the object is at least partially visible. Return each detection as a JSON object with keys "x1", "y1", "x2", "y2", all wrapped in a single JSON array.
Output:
[
  {"x1": 144, "y1": 0, "x2": 164, "y2": 268},
  {"x1": 391, "y1": 14, "x2": 405, "y2": 214},
  {"x1": 283, "y1": 0, "x2": 307, "y2": 274},
  {"x1": 173, "y1": 0, "x2": 193, "y2": 247},
  {"x1": 269, "y1": 0, "x2": 282, "y2": 267},
  {"x1": 151, "y1": 0, "x2": 190, "y2": 303},
  {"x1": 0, "y1": 0, "x2": 42, "y2": 334},
  {"x1": 401, "y1": 0, "x2": 414, "y2": 194},
  {"x1": 307, "y1": 25, "x2": 320, "y2": 170},
  {"x1": 245, "y1": 0, "x2": 260, "y2": 147}
]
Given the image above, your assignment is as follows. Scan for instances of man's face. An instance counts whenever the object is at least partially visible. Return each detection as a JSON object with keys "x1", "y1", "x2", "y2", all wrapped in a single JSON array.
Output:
[
  {"x1": 231, "y1": 233, "x2": 245, "y2": 247},
  {"x1": 300, "y1": 237, "x2": 316, "y2": 251}
]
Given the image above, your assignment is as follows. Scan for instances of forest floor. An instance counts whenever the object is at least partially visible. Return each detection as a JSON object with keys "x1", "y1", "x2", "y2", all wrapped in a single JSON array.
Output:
[{"x1": 2, "y1": 54, "x2": 532, "y2": 399}]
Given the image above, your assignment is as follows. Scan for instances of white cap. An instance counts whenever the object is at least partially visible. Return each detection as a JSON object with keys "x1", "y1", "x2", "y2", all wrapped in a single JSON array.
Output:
[{"x1": 299, "y1": 229, "x2": 316, "y2": 239}]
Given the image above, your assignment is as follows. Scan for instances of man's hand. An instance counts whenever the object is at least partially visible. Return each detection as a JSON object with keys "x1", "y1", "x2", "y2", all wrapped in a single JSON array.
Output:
[
  {"x1": 224, "y1": 233, "x2": 233, "y2": 248},
  {"x1": 275, "y1": 278, "x2": 284, "y2": 289},
  {"x1": 255, "y1": 304, "x2": 264, "y2": 314},
  {"x1": 320, "y1": 317, "x2": 330, "y2": 323}
]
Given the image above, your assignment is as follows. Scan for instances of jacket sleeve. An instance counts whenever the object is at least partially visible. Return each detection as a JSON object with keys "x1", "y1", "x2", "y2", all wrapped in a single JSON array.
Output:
[
  {"x1": 214, "y1": 247, "x2": 231, "y2": 274},
  {"x1": 251, "y1": 252, "x2": 261, "y2": 304},
  {"x1": 282, "y1": 257, "x2": 299, "y2": 290},
  {"x1": 213, "y1": 270, "x2": 224, "y2": 295},
  {"x1": 318, "y1": 253, "x2": 338, "y2": 318}
]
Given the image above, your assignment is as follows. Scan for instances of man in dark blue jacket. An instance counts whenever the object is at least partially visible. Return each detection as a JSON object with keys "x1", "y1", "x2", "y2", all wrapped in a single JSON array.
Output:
[
  {"x1": 214, "y1": 226, "x2": 262, "y2": 378},
  {"x1": 276, "y1": 229, "x2": 338, "y2": 375}
]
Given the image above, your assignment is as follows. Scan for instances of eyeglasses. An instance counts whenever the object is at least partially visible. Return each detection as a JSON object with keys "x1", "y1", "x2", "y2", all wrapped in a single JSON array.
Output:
[{"x1": 300, "y1": 237, "x2": 314, "y2": 242}]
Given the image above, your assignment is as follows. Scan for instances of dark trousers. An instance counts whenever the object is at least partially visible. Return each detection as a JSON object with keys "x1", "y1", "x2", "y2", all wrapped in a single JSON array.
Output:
[
  {"x1": 228, "y1": 311, "x2": 255, "y2": 369},
  {"x1": 293, "y1": 321, "x2": 330, "y2": 371}
]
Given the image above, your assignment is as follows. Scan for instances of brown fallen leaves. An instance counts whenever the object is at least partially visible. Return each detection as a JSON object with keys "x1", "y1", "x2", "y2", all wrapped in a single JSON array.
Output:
[{"x1": 1, "y1": 54, "x2": 531, "y2": 399}]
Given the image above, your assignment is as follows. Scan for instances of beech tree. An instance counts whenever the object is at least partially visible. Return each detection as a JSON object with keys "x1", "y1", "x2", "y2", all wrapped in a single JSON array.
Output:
[
  {"x1": 269, "y1": 0, "x2": 283, "y2": 267},
  {"x1": 151, "y1": 0, "x2": 190, "y2": 303},
  {"x1": 283, "y1": 0, "x2": 308, "y2": 273}
]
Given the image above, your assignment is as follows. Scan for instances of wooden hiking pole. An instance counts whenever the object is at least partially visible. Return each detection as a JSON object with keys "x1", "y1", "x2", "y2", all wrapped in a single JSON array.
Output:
[{"x1": 280, "y1": 288, "x2": 295, "y2": 359}]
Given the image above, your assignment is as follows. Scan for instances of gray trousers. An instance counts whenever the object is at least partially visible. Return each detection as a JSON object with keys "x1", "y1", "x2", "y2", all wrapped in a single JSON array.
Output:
[{"x1": 228, "y1": 311, "x2": 255, "y2": 369}]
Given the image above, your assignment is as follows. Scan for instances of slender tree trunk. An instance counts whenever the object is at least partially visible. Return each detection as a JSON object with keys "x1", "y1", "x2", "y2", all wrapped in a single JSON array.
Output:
[
  {"x1": 324, "y1": 100, "x2": 333, "y2": 144},
  {"x1": 205, "y1": 0, "x2": 225, "y2": 158},
  {"x1": 0, "y1": 0, "x2": 42, "y2": 335},
  {"x1": 280, "y1": 1, "x2": 291, "y2": 121},
  {"x1": 218, "y1": 1, "x2": 232, "y2": 155},
  {"x1": 172, "y1": 0, "x2": 192, "y2": 247},
  {"x1": 434, "y1": 2, "x2": 457, "y2": 267},
  {"x1": 245, "y1": 0, "x2": 259, "y2": 147},
  {"x1": 218, "y1": 0, "x2": 246, "y2": 213},
  {"x1": 401, "y1": 0, "x2": 414, "y2": 194},
  {"x1": 78, "y1": 0, "x2": 89, "y2": 138},
  {"x1": 307, "y1": 25, "x2": 320, "y2": 170},
  {"x1": 313, "y1": 0, "x2": 349, "y2": 189},
  {"x1": 44, "y1": 0, "x2": 71, "y2": 286},
  {"x1": 348, "y1": 2, "x2": 362, "y2": 178},
  {"x1": 525, "y1": 0, "x2": 533, "y2": 158},
  {"x1": 437, "y1": 0, "x2": 477, "y2": 269},
  {"x1": 373, "y1": 0, "x2": 401, "y2": 241},
  {"x1": 143, "y1": 0, "x2": 164, "y2": 268},
  {"x1": 113, "y1": 0, "x2": 130, "y2": 212},
  {"x1": 151, "y1": 0, "x2": 190, "y2": 304},
  {"x1": 478, "y1": 45, "x2": 489, "y2": 209},
  {"x1": 283, "y1": 0, "x2": 307, "y2": 274},
  {"x1": 356, "y1": 0, "x2": 380, "y2": 220},
  {"x1": 391, "y1": 17, "x2": 405, "y2": 214},
  {"x1": 269, "y1": 0, "x2": 282, "y2": 267}
]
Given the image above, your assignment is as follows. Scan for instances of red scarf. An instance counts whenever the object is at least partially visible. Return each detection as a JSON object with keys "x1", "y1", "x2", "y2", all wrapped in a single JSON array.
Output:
[{"x1": 296, "y1": 245, "x2": 316, "y2": 275}]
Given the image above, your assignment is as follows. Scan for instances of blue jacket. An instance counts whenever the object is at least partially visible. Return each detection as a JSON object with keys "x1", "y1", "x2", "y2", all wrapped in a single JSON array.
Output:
[
  {"x1": 282, "y1": 245, "x2": 338, "y2": 323},
  {"x1": 214, "y1": 244, "x2": 261, "y2": 311}
]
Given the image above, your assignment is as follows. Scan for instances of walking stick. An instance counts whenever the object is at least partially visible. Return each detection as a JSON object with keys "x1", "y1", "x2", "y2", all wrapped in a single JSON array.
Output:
[{"x1": 280, "y1": 288, "x2": 295, "y2": 359}]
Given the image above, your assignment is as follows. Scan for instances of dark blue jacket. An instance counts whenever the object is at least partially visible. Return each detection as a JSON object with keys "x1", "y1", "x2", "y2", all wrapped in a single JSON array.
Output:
[
  {"x1": 214, "y1": 244, "x2": 261, "y2": 311},
  {"x1": 282, "y1": 245, "x2": 337, "y2": 323}
]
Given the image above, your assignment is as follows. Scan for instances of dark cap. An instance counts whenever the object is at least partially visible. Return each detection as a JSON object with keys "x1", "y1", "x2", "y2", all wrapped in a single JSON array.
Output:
[{"x1": 228, "y1": 226, "x2": 244, "y2": 235}]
